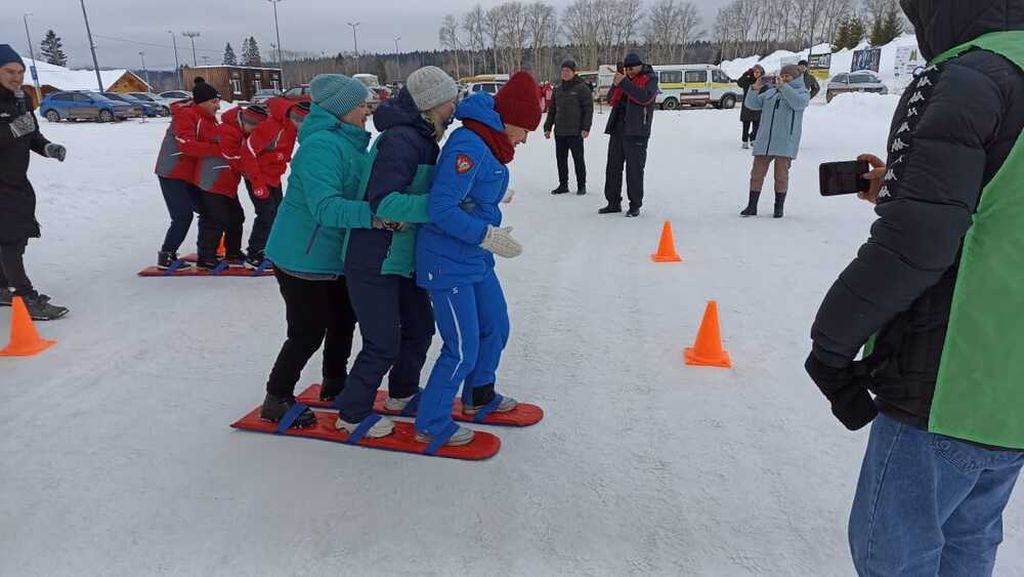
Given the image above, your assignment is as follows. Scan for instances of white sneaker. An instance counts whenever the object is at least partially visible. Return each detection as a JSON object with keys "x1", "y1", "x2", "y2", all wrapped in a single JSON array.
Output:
[
  {"x1": 383, "y1": 394, "x2": 417, "y2": 412},
  {"x1": 335, "y1": 415, "x2": 395, "y2": 438},
  {"x1": 742, "y1": 141, "x2": 750, "y2": 149},
  {"x1": 415, "y1": 426, "x2": 475, "y2": 447},
  {"x1": 463, "y1": 395, "x2": 518, "y2": 415}
]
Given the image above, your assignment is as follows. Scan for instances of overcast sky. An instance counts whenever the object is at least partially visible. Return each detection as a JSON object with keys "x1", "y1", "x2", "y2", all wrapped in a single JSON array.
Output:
[{"x1": 4, "y1": 0, "x2": 730, "y2": 71}]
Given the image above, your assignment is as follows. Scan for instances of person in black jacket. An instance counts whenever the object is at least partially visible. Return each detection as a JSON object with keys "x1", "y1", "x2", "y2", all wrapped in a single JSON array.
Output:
[
  {"x1": 797, "y1": 60, "x2": 821, "y2": 100},
  {"x1": 544, "y1": 59, "x2": 594, "y2": 196},
  {"x1": 736, "y1": 65, "x2": 766, "y2": 149},
  {"x1": 0, "y1": 45, "x2": 68, "y2": 320},
  {"x1": 600, "y1": 53, "x2": 658, "y2": 218},
  {"x1": 805, "y1": 2, "x2": 1024, "y2": 574}
]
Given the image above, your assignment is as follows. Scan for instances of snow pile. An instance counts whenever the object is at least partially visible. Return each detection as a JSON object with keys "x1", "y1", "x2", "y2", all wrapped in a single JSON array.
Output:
[{"x1": 16, "y1": 54, "x2": 134, "y2": 92}]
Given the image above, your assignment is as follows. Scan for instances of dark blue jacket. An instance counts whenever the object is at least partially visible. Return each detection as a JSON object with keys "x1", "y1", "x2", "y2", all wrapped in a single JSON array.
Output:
[
  {"x1": 346, "y1": 89, "x2": 440, "y2": 277},
  {"x1": 415, "y1": 93, "x2": 509, "y2": 291}
]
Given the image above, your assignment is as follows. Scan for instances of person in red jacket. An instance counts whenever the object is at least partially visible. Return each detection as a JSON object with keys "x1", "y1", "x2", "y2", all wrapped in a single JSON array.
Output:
[
  {"x1": 152, "y1": 88, "x2": 217, "y2": 270},
  {"x1": 189, "y1": 81, "x2": 246, "y2": 270},
  {"x1": 239, "y1": 97, "x2": 309, "y2": 267}
]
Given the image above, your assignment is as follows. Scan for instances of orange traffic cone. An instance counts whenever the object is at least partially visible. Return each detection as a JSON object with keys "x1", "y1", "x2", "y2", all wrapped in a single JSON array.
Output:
[
  {"x1": 684, "y1": 300, "x2": 731, "y2": 368},
  {"x1": 216, "y1": 233, "x2": 226, "y2": 258},
  {"x1": 651, "y1": 220, "x2": 682, "y2": 263},
  {"x1": 0, "y1": 297, "x2": 56, "y2": 357}
]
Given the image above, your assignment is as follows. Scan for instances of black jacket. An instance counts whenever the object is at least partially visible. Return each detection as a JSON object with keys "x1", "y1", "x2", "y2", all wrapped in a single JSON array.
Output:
[
  {"x1": 802, "y1": 72, "x2": 821, "y2": 99},
  {"x1": 810, "y1": 0, "x2": 1024, "y2": 429},
  {"x1": 737, "y1": 71, "x2": 765, "y2": 122},
  {"x1": 0, "y1": 88, "x2": 50, "y2": 244},
  {"x1": 543, "y1": 76, "x2": 594, "y2": 137},
  {"x1": 605, "y1": 65, "x2": 659, "y2": 138}
]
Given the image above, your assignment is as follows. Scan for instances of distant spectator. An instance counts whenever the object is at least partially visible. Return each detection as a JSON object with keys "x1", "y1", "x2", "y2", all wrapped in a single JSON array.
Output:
[
  {"x1": 737, "y1": 64, "x2": 767, "y2": 149},
  {"x1": 544, "y1": 59, "x2": 594, "y2": 196},
  {"x1": 798, "y1": 60, "x2": 821, "y2": 100}
]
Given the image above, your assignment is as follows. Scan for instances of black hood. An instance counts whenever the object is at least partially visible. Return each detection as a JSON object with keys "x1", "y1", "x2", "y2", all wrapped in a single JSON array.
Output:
[
  {"x1": 900, "y1": 0, "x2": 1024, "y2": 61},
  {"x1": 373, "y1": 87, "x2": 433, "y2": 140}
]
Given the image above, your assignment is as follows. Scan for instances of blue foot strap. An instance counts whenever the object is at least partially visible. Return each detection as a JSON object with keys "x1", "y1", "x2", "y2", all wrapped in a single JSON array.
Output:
[
  {"x1": 423, "y1": 422, "x2": 461, "y2": 456},
  {"x1": 253, "y1": 259, "x2": 273, "y2": 275},
  {"x1": 472, "y1": 394, "x2": 504, "y2": 423},
  {"x1": 274, "y1": 403, "x2": 310, "y2": 434},
  {"x1": 399, "y1": 391, "x2": 422, "y2": 417},
  {"x1": 164, "y1": 260, "x2": 188, "y2": 276},
  {"x1": 343, "y1": 414, "x2": 383, "y2": 446}
]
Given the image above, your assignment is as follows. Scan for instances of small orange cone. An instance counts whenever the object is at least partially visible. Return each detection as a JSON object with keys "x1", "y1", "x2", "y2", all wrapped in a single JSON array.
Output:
[
  {"x1": 0, "y1": 297, "x2": 56, "y2": 357},
  {"x1": 651, "y1": 220, "x2": 682, "y2": 263},
  {"x1": 684, "y1": 300, "x2": 731, "y2": 368},
  {"x1": 216, "y1": 234, "x2": 226, "y2": 257}
]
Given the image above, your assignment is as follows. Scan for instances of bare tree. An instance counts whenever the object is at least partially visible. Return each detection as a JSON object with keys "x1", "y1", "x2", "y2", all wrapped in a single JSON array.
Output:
[
  {"x1": 563, "y1": 0, "x2": 600, "y2": 68},
  {"x1": 439, "y1": 14, "x2": 462, "y2": 78},
  {"x1": 462, "y1": 5, "x2": 487, "y2": 76},
  {"x1": 527, "y1": 2, "x2": 558, "y2": 79},
  {"x1": 498, "y1": 2, "x2": 530, "y2": 72},
  {"x1": 485, "y1": 5, "x2": 504, "y2": 72}
]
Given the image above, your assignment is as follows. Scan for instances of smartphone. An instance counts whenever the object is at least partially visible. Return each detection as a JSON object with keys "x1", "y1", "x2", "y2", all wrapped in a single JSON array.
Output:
[{"x1": 819, "y1": 160, "x2": 871, "y2": 196}]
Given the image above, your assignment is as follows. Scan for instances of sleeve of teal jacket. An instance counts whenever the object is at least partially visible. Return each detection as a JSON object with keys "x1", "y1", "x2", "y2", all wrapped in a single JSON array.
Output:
[
  {"x1": 428, "y1": 142, "x2": 489, "y2": 245},
  {"x1": 779, "y1": 82, "x2": 810, "y2": 111},
  {"x1": 298, "y1": 136, "x2": 373, "y2": 229},
  {"x1": 744, "y1": 86, "x2": 766, "y2": 111},
  {"x1": 370, "y1": 131, "x2": 431, "y2": 224}
]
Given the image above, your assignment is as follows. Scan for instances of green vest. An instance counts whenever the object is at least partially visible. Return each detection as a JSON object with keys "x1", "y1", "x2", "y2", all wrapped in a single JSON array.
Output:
[{"x1": 927, "y1": 31, "x2": 1024, "y2": 448}]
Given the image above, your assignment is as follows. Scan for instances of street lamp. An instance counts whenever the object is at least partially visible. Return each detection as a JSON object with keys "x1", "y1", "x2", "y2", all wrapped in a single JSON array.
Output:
[
  {"x1": 182, "y1": 31, "x2": 200, "y2": 67},
  {"x1": 394, "y1": 36, "x2": 401, "y2": 55},
  {"x1": 139, "y1": 51, "x2": 151, "y2": 91},
  {"x1": 22, "y1": 13, "x2": 42, "y2": 103},
  {"x1": 347, "y1": 21, "x2": 360, "y2": 72},
  {"x1": 268, "y1": 0, "x2": 284, "y2": 67},
  {"x1": 168, "y1": 30, "x2": 181, "y2": 89},
  {"x1": 78, "y1": 0, "x2": 104, "y2": 92}
]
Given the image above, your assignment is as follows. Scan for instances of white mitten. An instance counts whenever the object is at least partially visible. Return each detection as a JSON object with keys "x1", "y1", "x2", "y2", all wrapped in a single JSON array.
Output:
[
  {"x1": 479, "y1": 225, "x2": 522, "y2": 258},
  {"x1": 501, "y1": 188, "x2": 516, "y2": 204}
]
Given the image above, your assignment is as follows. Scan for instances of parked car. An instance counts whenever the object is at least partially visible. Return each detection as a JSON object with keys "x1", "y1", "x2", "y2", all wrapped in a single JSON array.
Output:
[
  {"x1": 282, "y1": 84, "x2": 311, "y2": 103},
  {"x1": 159, "y1": 90, "x2": 192, "y2": 101},
  {"x1": 102, "y1": 92, "x2": 169, "y2": 118},
  {"x1": 251, "y1": 88, "x2": 282, "y2": 105},
  {"x1": 99, "y1": 93, "x2": 144, "y2": 118},
  {"x1": 652, "y1": 64, "x2": 741, "y2": 110},
  {"x1": 826, "y1": 71, "x2": 889, "y2": 102},
  {"x1": 40, "y1": 91, "x2": 135, "y2": 122},
  {"x1": 128, "y1": 92, "x2": 182, "y2": 108},
  {"x1": 461, "y1": 81, "x2": 506, "y2": 101}
]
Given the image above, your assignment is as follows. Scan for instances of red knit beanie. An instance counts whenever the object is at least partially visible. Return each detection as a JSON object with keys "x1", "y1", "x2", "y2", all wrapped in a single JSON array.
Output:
[{"x1": 494, "y1": 71, "x2": 542, "y2": 131}]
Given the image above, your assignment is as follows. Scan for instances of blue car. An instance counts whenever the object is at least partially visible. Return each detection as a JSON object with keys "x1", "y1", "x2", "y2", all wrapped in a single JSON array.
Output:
[
  {"x1": 102, "y1": 92, "x2": 169, "y2": 118},
  {"x1": 40, "y1": 90, "x2": 135, "y2": 123}
]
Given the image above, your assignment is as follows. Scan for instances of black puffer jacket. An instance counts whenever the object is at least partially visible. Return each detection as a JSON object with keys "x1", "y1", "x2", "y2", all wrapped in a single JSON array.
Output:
[
  {"x1": 737, "y1": 71, "x2": 765, "y2": 123},
  {"x1": 809, "y1": 0, "x2": 1024, "y2": 428},
  {"x1": 543, "y1": 76, "x2": 594, "y2": 137},
  {"x1": 0, "y1": 88, "x2": 50, "y2": 244}
]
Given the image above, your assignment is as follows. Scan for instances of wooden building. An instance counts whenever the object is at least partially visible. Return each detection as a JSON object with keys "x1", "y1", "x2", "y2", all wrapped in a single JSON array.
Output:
[{"x1": 182, "y1": 66, "x2": 284, "y2": 103}]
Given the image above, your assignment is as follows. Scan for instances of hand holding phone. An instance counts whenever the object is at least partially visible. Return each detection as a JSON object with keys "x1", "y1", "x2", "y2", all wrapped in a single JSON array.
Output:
[{"x1": 819, "y1": 160, "x2": 871, "y2": 196}]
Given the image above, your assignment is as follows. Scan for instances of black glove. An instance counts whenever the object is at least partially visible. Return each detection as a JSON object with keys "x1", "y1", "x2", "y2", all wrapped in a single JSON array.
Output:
[
  {"x1": 45, "y1": 143, "x2": 67, "y2": 162},
  {"x1": 805, "y1": 352, "x2": 878, "y2": 431}
]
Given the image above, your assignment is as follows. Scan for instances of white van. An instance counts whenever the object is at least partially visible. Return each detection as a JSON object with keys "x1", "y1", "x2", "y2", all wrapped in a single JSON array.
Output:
[{"x1": 652, "y1": 64, "x2": 741, "y2": 110}]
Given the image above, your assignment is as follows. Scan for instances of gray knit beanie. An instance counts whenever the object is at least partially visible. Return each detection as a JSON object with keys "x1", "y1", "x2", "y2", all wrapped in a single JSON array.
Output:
[
  {"x1": 406, "y1": 66, "x2": 459, "y2": 112},
  {"x1": 310, "y1": 74, "x2": 369, "y2": 119}
]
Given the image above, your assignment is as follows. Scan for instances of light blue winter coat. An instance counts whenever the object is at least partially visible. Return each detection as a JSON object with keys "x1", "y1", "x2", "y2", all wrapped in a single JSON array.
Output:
[{"x1": 745, "y1": 76, "x2": 811, "y2": 159}]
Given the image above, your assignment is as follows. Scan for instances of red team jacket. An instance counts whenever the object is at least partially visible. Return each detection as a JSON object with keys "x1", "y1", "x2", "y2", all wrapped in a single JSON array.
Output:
[{"x1": 240, "y1": 97, "x2": 299, "y2": 188}]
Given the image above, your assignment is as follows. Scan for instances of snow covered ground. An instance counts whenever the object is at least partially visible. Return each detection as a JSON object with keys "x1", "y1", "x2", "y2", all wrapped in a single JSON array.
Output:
[{"x1": 3, "y1": 95, "x2": 1022, "y2": 577}]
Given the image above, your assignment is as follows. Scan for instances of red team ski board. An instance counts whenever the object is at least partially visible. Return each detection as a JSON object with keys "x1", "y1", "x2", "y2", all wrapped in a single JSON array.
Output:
[
  {"x1": 230, "y1": 406, "x2": 501, "y2": 460},
  {"x1": 137, "y1": 257, "x2": 274, "y2": 277},
  {"x1": 296, "y1": 384, "x2": 545, "y2": 427}
]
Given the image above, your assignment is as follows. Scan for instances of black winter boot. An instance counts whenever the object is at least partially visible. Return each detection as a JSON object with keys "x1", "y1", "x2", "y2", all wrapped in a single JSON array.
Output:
[
  {"x1": 598, "y1": 204, "x2": 622, "y2": 215},
  {"x1": 157, "y1": 251, "x2": 189, "y2": 270},
  {"x1": 0, "y1": 287, "x2": 11, "y2": 306},
  {"x1": 576, "y1": 185, "x2": 587, "y2": 196},
  {"x1": 740, "y1": 191, "x2": 760, "y2": 216},
  {"x1": 319, "y1": 376, "x2": 346, "y2": 402},
  {"x1": 260, "y1": 393, "x2": 317, "y2": 428},
  {"x1": 22, "y1": 293, "x2": 69, "y2": 321},
  {"x1": 774, "y1": 193, "x2": 786, "y2": 218},
  {"x1": 551, "y1": 185, "x2": 570, "y2": 195}
]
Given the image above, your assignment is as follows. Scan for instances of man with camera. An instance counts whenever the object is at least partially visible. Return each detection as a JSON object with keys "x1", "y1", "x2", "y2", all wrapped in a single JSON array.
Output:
[
  {"x1": 0, "y1": 44, "x2": 68, "y2": 320},
  {"x1": 805, "y1": 1, "x2": 1023, "y2": 575},
  {"x1": 599, "y1": 53, "x2": 658, "y2": 218},
  {"x1": 545, "y1": 59, "x2": 593, "y2": 196}
]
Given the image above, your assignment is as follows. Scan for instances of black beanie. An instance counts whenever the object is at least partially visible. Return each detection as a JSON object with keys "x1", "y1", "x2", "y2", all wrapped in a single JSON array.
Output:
[
  {"x1": 561, "y1": 59, "x2": 577, "y2": 72},
  {"x1": 192, "y1": 80, "x2": 220, "y2": 104}
]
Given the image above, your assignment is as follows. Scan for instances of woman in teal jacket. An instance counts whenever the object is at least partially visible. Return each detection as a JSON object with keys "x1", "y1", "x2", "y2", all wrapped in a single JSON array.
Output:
[{"x1": 258, "y1": 74, "x2": 374, "y2": 429}]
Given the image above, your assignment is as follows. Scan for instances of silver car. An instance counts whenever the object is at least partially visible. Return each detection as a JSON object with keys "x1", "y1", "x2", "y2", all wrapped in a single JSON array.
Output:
[{"x1": 826, "y1": 71, "x2": 889, "y2": 102}]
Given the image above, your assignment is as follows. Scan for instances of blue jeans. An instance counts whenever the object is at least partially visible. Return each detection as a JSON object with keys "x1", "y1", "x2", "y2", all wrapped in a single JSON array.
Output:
[
  {"x1": 414, "y1": 270, "x2": 509, "y2": 436},
  {"x1": 159, "y1": 176, "x2": 203, "y2": 253},
  {"x1": 849, "y1": 413, "x2": 1024, "y2": 577}
]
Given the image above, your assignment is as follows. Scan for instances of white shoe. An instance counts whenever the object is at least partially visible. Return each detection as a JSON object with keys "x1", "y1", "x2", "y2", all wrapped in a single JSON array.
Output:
[
  {"x1": 463, "y1": 395, "x2": 518, "y2": 415},
  {"x1": 383, "y1": 394, "x2": 417, "y2": 412},
  {"x1": 742, "y1": 141, "x2": 750, "y2": 149},
  {"x1": 415, "y1": 426, "x2": 475, "y2": 447},
  {"x1": 335, "y1": 415, "x2": 395, "y2": 438}
]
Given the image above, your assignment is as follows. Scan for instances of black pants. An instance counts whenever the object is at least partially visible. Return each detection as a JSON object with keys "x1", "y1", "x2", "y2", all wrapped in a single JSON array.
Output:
[
  {"x1": 243, "y1": 178, "x2": 283, "y2": 257},
  {"x1": 198, "y1": 190, "x2": 244, "y2": 261},
  {"x1": 555, "y1": 135, "x2": 586, "y2": 190},
  {"x1": 742, "y1": 120, "x2": 760, "y2": 143},
  {"x1": 159, "y1": 176, "x2": 203, "y2": 254},
  {"x1": 604, "y1": 131, "x2": 649, "y2": 210},
  {"x1": 265, "y1": 269, "x2": 357, "y2": 398},
  {"x1": 335, "y1": 270, "x2": 435, "y2": 422},
  {"x1": 0, "y1": 240, "x2": 33, "y2": 297}
]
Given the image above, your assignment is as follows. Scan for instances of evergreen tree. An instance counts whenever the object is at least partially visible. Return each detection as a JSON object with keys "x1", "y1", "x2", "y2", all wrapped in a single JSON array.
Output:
[
  {"x1": 834, "y1": 17, "x2": 866, "y2": 50},
  {"x1": 242, "y1": 36, "x2": 262, "y2": 66},
  {"x1": 40, "y1": 30, "x2": 68, "y2": 67},
  {"x1": 223, "y1": 42, "x2": 237, "y2": 65},
  {"x1": 870, "y1": 6, "x2": 903, "y2": 46}
]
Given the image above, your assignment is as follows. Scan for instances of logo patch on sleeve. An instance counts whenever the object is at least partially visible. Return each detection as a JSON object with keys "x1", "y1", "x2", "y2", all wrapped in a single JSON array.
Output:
[{"x1": 455, "y1": 154, "x2": 475, "y2": 174}]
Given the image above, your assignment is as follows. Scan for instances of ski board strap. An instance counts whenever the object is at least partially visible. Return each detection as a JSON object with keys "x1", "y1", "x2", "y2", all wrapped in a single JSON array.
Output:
[
  {"x1": 424, "y1": 422, "x2": 460, "y2": 456},
  {"x1": 211, "y1": 261, "x2": 230, "y2": 275},
  {"x1": 400, "y1": 392, "x2": 422, "y2": 417},
  {"x1": 472, "y1": 394, "x2": 504, "y2": 424},
  {"x1": 343, "y1": 414, "x2": 383, "y2": 446},
  {"x1": 254, "y1": 260, "x2": 273, "y2": 275},
  {"x1": 164, "y1": 260, "x2": 188, "y2": 276},
  {"x1": 274, "y1": 403, "x2": 310, "y2": 434}
]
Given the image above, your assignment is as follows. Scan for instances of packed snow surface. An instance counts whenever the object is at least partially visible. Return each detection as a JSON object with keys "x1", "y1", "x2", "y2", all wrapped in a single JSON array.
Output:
[{"x1": 2, "y1": 94, "x2": 1021, "y2": 577}]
